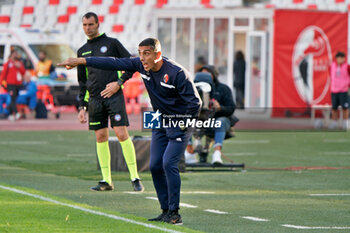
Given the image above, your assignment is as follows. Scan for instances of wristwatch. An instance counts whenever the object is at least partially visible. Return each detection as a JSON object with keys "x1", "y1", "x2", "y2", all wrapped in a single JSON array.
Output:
[{"x1": 117, "y1": 78, "x2": 123, "y2": 86}]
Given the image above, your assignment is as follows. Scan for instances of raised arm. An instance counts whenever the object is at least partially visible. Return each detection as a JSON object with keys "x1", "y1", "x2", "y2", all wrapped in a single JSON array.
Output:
[{"x1": 86, "y1": 57, "x2": 139, "y2": 72}]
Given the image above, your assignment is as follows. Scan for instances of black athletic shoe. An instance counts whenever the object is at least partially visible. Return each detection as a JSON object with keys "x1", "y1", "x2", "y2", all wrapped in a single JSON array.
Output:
[
  {"x1": 148, "y1": 210, "x2": 168, "y2": 221},
  {"x1": 163, "y1": 210, "x2": 183, "y2": 225},
  {"x1": 131, "y1": 178, "x2": 144, "y2": 192},
  {"x1": 90, "y1": 181, "x2": 114, "y2": 191}
]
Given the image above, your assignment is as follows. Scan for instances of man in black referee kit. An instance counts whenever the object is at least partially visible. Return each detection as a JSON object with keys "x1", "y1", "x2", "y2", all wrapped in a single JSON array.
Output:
[
  {"x1": 77, "y1": 12, "x2": 143, "y2": 192},
  {"x1": 59, "y1": 38, "x2": 202, "y2": 225}
]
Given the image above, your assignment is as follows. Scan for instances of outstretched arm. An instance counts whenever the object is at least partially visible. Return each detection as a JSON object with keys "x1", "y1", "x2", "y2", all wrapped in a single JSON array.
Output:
[
  {"x1": 58, "y1": 57, "x2": 139, "y2": 72},
  {"x1": 58, "y1": 57, "x2": 86, "y2": 69}
]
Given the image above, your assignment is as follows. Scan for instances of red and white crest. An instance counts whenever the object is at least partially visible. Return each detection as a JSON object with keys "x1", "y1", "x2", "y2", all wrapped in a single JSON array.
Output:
[
  {"x1": 292, "y1": 26, "x2": 332, "y2": 105},
  {"x1": 163, "y1": 74, "x2": 169, "y2": 83}
]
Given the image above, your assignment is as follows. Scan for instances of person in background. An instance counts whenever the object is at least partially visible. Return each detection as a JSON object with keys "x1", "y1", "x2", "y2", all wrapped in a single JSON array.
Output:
[
  {"x1": 0, "y1": 50, "x2": 26, "y2": 121},
  {"x1": 233, "y1": 51, "x2": 246, "y2": 109},
  {"x1": 35, "y1": 51, "x2": 56, "y2": 79},
  {"x1": 195, "y1": 55, "x2": 207, "y2": 73},
  {"x1": 16, "y1": 72, "x2": 37, "y2": 118},
  {"x1": 0, "y1": 86, "x2": 10, "y2": 117},
  {"x1": 185, "y1": 65, "x2": 236, "y2": 164},
  {"x1": 329, "y1": 51, "x2": 350, "y2": 129}
]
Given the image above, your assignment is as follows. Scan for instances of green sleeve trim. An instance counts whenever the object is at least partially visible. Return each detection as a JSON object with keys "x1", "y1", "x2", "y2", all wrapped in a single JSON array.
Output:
[
  {"x1": 84, "y1": 90, "x2": 89, "y2": 102},
  {"x1": 84, "y1": 67, "x2": 89, "y2": 102},
  {"x1": 117, "y1": 71, "x2": 123, "y2": 80},
  {"x1": 85, "y1": 67, "x2": 89, "y2": 79},
  {"x1": 117, "y1": 71, "x2": 124, "y2": 89}
]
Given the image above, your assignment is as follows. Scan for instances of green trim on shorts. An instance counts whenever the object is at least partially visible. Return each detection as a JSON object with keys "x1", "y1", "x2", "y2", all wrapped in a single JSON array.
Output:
[{"x1": 89, "y1": 122, "x2": 101, "y2": 126}]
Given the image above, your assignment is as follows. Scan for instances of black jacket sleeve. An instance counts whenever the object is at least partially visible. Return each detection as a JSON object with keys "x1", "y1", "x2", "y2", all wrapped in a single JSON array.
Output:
[
  {"x1": 77, "y1": 50, "x2": 88, "y2": 108},
  {"x1": 214, "y1": 84, "x2": 235, "y2": 118}
]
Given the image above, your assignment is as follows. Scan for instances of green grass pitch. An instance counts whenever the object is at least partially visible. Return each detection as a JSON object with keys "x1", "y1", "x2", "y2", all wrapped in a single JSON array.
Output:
[{"x1": 0, "y1": 130, "x2": 349, "y2": 233}]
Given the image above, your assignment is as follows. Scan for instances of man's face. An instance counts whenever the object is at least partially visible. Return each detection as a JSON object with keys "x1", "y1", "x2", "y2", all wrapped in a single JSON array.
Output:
[
  {"x1": 138, "y1": 46, "x2": 159, "y2": 71},
  {"x1": 39, "y1": 52, "x2": 46, "y2": 61},
  {"x1": 82, "y1": 17, "x2": 99, "y2": 39},
  {"x1": 11, "y1": 51, "x2": 18, "y2": 60}
]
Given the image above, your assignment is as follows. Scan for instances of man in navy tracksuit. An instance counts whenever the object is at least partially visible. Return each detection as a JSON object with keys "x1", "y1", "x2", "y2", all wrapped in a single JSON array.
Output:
[{"x1": 59, "y1": 38, "x2": 202, "y2": 225}]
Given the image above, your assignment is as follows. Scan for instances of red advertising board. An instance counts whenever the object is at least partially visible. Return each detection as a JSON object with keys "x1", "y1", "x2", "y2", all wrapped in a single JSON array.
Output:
[{"x1": 272, "y1": 10, "x2": 347, "y2": 117}]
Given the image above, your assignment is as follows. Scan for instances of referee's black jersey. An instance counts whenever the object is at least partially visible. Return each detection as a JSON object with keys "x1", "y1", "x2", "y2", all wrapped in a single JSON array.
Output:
[{"x1": 77, "y1": 33, "x2": 131, "y2": 107}]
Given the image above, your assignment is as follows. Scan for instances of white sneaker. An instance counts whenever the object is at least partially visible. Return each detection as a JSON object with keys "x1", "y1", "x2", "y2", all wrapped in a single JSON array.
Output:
[
  {"x1": 184, "y1": 150, "x2": 198, "y2": 164},
  {"x1": 8, "y1": 115, "x2": 15, "y2": 121},
  {"x1": 328, "y1": 120, "x2": 338, "y2": 129},
  {"x1": 211, "y1": 150, "x2": 223, "y2": 165},
  {"x1": 342, "y1": 120, "x2": 349, "y2": 130},
  {"x1": 15, "y1": 112, "x2": 21, "y2": 120}
]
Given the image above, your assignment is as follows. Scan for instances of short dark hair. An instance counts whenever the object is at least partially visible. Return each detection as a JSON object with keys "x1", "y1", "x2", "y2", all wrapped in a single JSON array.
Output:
[
  {"x1": 336, "y1": 51, "x2": 346, "y2": 58},
  {"x1": 139, "y1": 38, "x2": 161, "y2": 52},
  {"x1": 235, "y1": 51, "x2": 245, "y2": 61},
  {"x1": 83, "y1": 12, "x2": 99, "y2": 23}
]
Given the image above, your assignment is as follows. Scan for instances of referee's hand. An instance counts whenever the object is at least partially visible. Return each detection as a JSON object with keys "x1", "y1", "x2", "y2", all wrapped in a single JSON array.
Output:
[
  {"x1": 78, "y1": 109, "x2": 87, "y2": 124},
  {"x1": 101, "y1": 82, "x2": 120, "y2": 98}
]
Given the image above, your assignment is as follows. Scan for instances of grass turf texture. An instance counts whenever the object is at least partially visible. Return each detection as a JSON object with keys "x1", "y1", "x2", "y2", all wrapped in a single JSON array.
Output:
[
  {"x1": 0, "y1": 184, "x2": 195, "y2": 233},
  {"x1": 0, "y1": 130, "x2": 349, "y2": 233}
]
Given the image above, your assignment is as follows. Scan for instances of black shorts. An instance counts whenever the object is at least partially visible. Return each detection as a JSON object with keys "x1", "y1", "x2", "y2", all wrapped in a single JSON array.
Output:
[
  {"x1": 88, "y1": 93, "x2": 129, "y2": 130},
  {"x1": 331, "y1": 92, "x2": 349, "y2": 110}
]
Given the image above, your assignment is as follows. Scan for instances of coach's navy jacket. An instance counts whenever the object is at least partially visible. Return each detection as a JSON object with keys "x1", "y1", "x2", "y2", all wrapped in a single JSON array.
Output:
[{"x1": 86, "y1": 56, "x2": 202, "y2": 118}]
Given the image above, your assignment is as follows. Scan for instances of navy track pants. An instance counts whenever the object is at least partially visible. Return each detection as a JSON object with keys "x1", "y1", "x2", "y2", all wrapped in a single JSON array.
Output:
[{"x1": 149, "y1": 127, "x2": 191, "y2": 211}]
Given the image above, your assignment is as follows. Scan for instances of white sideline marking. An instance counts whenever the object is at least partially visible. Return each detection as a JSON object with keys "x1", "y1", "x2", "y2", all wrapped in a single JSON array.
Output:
[
  {"x1": 282, "y1": 224, "x2": 350, "y2": 229},
  {"x1": 179, "y1": 203, "x2": 197, "y2": 208},
  {"x1": 323, "y1": 139, "x2": 348, "y2": 143},
  {"x1": 226, "y1": 140, "x2": 270, "y2": 144},
  {"x1": 181, "y1": 191, "x2": 215, "y2": 194},
  {"x1": 241, "y1": 216, "x2": 269, "y2": 222},
  {"x1": 224, "y1": 152, "x2": 257, "y2": 156},
  {"x1": 204, "y1": 209, "x2": 229, "y2": 214},
  {"x1": 0, "y1": 141, "x2": 48, "y2": 145},
  {"x1": 123, "y1": 191, "x2": 142, "y2": 195},
  {"x1": 309, "y1": 194, "x2": 350, "y2": 197},
  {"x1": 145, "y1": 197, "x2": 198, "y2": 208},
  {"x1": 321, "y1": 152, "x2": 350, "y2": 155},
  {"x1": 0, "y1": 185, "x2": 183, "y2": 233}
]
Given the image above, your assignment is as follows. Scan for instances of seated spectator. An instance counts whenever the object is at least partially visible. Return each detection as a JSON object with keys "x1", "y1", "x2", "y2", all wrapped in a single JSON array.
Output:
[
  {"x1": 16, "y1": 72, "x2": 37, "y2": 117},
  {"x1": 0, "y1": 86, "x2": 10, "y2": 117},
  {"x1": 185, "y1": 65, "x2": 236, "y2": 164},
  {"x1": 35, "y1": 51, "x2": 56, "y2": 79}
]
